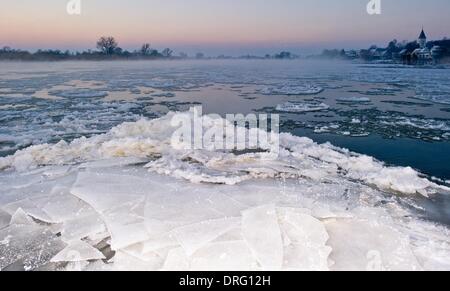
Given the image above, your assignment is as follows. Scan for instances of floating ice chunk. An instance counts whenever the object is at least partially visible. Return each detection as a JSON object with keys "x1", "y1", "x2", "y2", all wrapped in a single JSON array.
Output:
[
  {"x1": 49, "y1": 89, "x2": 108, "y2": 99},
  {"x1": 173, "y1": 217, "x2": 241, "y2": 256},
  {"x1": 51, "y1": 240, "x2": 105, "y2": 263},
  {"x1": 336, "y1": 97, "x2": 371, "y2": 103},
  {"x1": 151, "y1": 92, "x2": 176, "y2": 98},
  {"x1": 190, "y1": 241, "x2": 259, "y2": 271},
  {"x1": 276, "y1": 102, "x2": 330, "y2": 113},
  {"x1": 261, "y1": 84, "x2": 324, "y2": 95},
  {"x1": 9, "y1": 208, "x2": 34, "y2": 226},
  {"x1": 241, "y1": 205, "x2": 283, "y2": 270},
  {"x1": 326, "y1": 219, "x2": 422, "y2": 271}
]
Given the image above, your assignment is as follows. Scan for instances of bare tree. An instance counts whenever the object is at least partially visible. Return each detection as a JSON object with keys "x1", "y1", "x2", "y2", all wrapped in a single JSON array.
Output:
[
  {"x1": 96, "y1": 36, "x2": 118, "y2": 55},
  {"x1": 141, "y1": 43, "x2": 152, "y2": 56}
]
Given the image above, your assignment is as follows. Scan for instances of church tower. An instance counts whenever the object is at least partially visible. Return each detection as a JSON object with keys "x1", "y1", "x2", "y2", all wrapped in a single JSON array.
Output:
[{"x1": 418, "y1": 28, "x2": 427, "y2": 49}]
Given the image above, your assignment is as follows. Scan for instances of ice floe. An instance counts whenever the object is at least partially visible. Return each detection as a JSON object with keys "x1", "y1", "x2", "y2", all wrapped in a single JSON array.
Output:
[
  {"x1": 261, "y1": 84, "x2": 324, "y2": 95},
  {"x1": 276, "y1": 102, "x2": 330, "y2": 113},
  {"x1": 336, "y1": 97, "x2": 371, "y2": 103},
  {"x1": 49, "y1": 89, "x2": 108, "y2": 99}
]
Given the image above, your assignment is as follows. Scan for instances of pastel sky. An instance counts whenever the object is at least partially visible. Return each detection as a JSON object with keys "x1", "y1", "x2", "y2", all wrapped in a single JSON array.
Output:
[{"x1": 1, "y1": 0, "x2": 449, "y2": 56}]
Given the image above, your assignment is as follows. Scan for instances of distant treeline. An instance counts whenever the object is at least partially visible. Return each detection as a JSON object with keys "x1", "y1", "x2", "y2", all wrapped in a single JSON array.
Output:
[
  {"x1": 0, "y1": 36, "x2": 303, "y2": 61},
  {"x1": 0, "y1": 37, "x2": 177, "y2": 61}
]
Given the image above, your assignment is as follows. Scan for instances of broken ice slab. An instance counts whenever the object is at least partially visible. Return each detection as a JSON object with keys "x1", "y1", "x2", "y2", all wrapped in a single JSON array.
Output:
[
  {"x1": 277, "y1": 208, "x2": 332, "y2": 271},
  {"x1": 143, "y1": 183, "x2": 240, "y2": 225},
  {"x1": 173, "y1": 217, "x2": 241, "y2": 256},
  {"x1": 241, "y1": 204, "x2": 283, "y2": 270},
  {"x1": 326, "y1": 219, "x2": 423, "y2": 271},
  {"x1": 101, "y1": 201, "x2": 150, "y2": 250},
  {"x1": 2, "y1": 198, "x2": 53, "y2": 223},
  {"x1": 107, "y1": 222, "x2": 150, "y2": 251},
  {"x1": 9, "y1": 208, "x2": 34, "y2": 225},
  {"x1": 277, "y1": 207, "x2": 330, "y2": 244},
  {"x1": 70, "y1": 172, "x2": 147, "y2": 214},
  {"x1": 41, "y1": 193, "x2": 96, "y2": 224},
  {"x1": 61, "y1": 213, "x2": 107, "y2": 243},
  {"x1": 0, "y1": 224, "x2": 66, "y2": 271},
  {"x1": 51, "y1": 240, "x2": 105, "y2": 263}
]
